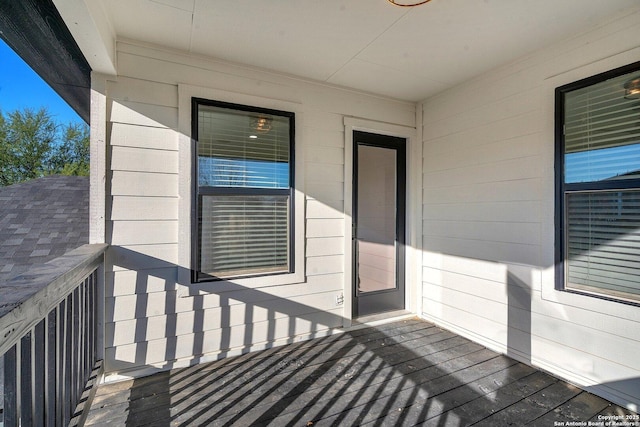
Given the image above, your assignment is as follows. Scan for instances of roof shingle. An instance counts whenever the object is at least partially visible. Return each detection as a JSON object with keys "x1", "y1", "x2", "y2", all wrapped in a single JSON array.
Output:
[{"x1": 0, "y1": 175, "x2": 89, "y2": 283}]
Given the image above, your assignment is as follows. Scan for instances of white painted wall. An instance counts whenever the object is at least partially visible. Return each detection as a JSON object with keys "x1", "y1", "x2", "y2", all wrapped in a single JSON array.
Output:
[
  {"x1": 97, "y1": 8, "x2": 640, "y2": 411},
  {"x1": 420, "y1": 8, "x2": 640, "y2": 411},
  {"x1": 100, "y1": 40, "x2": 416, "y2": 380}
]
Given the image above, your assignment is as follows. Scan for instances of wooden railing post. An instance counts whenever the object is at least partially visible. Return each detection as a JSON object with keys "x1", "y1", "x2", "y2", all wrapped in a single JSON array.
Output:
[{"x1": 0, "y1": 244, "x2": 107, "y2": 427}]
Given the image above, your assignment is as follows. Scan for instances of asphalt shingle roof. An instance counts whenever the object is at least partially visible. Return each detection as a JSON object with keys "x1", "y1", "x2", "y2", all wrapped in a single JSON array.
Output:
[{"x1": 0, "y1": 175, "x2": 89, "y2": 284}]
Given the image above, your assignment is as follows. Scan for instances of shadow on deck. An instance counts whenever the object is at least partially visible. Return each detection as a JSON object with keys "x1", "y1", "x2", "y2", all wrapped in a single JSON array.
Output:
[{"x1": 85, "y1": 318, "x2": 635, "y2": 426}]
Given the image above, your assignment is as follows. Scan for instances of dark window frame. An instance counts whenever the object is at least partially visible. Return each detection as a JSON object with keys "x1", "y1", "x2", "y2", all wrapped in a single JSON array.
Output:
[
  {"x1": 191, "y1": 97, "x2": 296, "y2": 283},
  {"x1": 555, "y1": 60, "x2": 640, "y2": 306}
]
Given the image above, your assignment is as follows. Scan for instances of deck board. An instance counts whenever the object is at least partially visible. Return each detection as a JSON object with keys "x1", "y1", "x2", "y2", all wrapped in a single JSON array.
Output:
[
  {"x1": 85, "y1": 318, "x2": 635, "y2": 426},
  {"x1": 472, "y1": 379, "x2": 582, "y2": 426}
]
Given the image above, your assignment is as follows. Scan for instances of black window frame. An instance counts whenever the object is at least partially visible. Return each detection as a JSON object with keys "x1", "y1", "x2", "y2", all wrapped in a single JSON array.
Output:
[
  {"x1": 191, "y1": 98, "x2": 296, "y2": 283},
  {"x1": 555, "y1": 60, "x2": 640, "y2": 306}
]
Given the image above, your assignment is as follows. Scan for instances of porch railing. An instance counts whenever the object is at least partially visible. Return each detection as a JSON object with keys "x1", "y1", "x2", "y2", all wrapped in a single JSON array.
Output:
[{"x1": 0, "y1": 244, "x2": 107, "y2": 427}]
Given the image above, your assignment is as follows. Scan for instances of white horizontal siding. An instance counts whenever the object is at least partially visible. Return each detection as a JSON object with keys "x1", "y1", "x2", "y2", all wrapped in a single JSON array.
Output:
[
  {"x1": 107, "y1": 273, "x2": 343, "y2": 320},
  {"x1": 423, "y1": 92, "x2": 542, "y2": 142},
  {"x1": 110, "y1": 146, "x2": 178, "y2": 174},
  {"x1": 307, "y1": 237, "x2": 344, "y2": 257},
  {"x1": 110, "y1": 100, "x2": 178, "y2": 129},
  {"x1": 106, "y1": 288, "x2": 342, "y2": 328},
  {"x1": 104, "y1": 273, "x2": 345, "y2": 373},
  {"x1": 423, "y1": 236, "x2": 540, "y2": 266},
  {"x1": 423, "y1": 155, "x2": 542, "y2": 189},
  {"x1": 107, "y1": 244, "x2": 178, "y2": 272},
  {"x1": 116, "y1": 42, "x2": 415, "y2": 127},
  {"x1": 306, "y1": 146, "x2": 343, "y2": 165},
  {"x1": 423, "y1": 132, "x2": 541, "y2": 173},
  {"x1": 306, "y1": 181, "x2": 343, "y2": 201},
  {"x1": 107, "y1": 76, "x2": 180, "y2": 299},
  {"x1": 421, "y1": 296, "x2": 640, "y2": 382},
  {"x1": 110, "y1": 221, "x2": 177, "y2": 245},
  {"x1": 110, "y1": 123, "x2": 178, "y2": 151},
  {"x1": 306, "y1": 199, "x2": 344, "y2": 219},
  {"x1": 111, "y1": 171, "x2": 178, "y2": 197},
  {"x1": 106, "y1": 268, "x2": 178, "y2": 297},
  {"x1": 423, "y1": 177, "x2": 543, "y2": 205},
  {"x1": 302, "y1": 118, "x2": 347, "y2": 284},
  {"x1": 110, "y1": 196, "x2": 178, "y2": 221},
  {"x1": 106, "y1": 290, "x2": 342, "y2": 346},
  {"x1": 424, "y1": 286, "x2": 640, "y2": 381},
  {"x1": 423, "y1": 220, "x2": 540, "y2": 246},
  {"x1": 306, "y1": 219, "x2": 343, "y2": 238},
  {"x1": 424, "y1": 200, "x2": 540, "y2": 223},
  {"x1": 306, "y1": 255, "x2": 343, "y2": 277},
  {"x1": 302, "y1": 126, "x2": 344, "y2": 148},
  {"x1": 304, "y1": 162, "x2": 344, "y2": 183},
  {"x1": 102, "y1": 40, "x2": 414, "y2": 378},
  {"x1": 423, "y1": 252, "x2": 540, "y2": 286},
  {"x1": 105, "y1": 308, "x2": 344, "y2": 373},
  {"x1": 420, "y1": 8, "x2": 640, "y2": 410},
  {"x1": 108, "y1": 76, "x2": 178, "y2": 108}
]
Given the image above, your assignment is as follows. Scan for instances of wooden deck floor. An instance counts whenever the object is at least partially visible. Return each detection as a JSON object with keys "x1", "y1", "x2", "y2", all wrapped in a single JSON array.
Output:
[{"x1": 85, "y1": 318, "x2": 636, "y2": 426}]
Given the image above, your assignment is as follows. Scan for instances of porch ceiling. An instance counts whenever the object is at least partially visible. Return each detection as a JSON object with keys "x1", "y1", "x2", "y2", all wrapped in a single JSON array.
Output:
[{"x1": 60, "y1": 0, "x2": 639, "y2": 102}]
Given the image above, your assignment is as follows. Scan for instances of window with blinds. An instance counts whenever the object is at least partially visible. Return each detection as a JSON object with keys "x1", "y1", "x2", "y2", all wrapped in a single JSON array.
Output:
[
  {"x1": 193, "y1": 99, "x2": 294, "y2": 281},
  {"x1": 557, "y1": 62, "x2": 640, "y2": 304}
]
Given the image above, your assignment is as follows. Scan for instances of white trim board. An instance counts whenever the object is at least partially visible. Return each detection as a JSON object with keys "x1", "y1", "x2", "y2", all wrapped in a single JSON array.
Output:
[
  {"x1": 177, "y1": 84, "x2": 306, "y2": 292},
  {"x1": 343, "y1": 117, "x2": 420, "y2": 327}
]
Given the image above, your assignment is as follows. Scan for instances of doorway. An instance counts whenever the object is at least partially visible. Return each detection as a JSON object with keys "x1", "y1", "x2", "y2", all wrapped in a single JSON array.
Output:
[{"x1": 353, "y1": 131, "x2": 406, "y2": 317}]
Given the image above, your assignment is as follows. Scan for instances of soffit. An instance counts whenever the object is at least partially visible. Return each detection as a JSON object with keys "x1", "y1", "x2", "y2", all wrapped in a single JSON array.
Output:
[
  {"x1": 101, "y1": 0, "x2": 640, "y2": 102},
  {"x1": 0, "y1": 0, "x2": 91, "y2": 122}
]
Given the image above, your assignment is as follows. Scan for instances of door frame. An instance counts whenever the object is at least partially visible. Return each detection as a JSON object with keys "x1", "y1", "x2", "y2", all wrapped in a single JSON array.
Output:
[
  {"x1": 343, "y1": 117, "x2": 421, "y2": 326},
  {"x1": 353, "y1": 132, "x2": 406, "y2": 317}
]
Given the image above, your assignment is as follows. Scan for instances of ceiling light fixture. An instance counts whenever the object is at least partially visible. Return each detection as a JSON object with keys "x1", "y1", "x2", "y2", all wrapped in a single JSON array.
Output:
[
  {"x1": 624, "y1": 77, "x2": 640, "y2": 100},
  {"x1": 386, "y1": 0, "x2": 433, "y2": 6},
  {"x1": 250, "y1": 116, "x2": 272, "y2": 133}
]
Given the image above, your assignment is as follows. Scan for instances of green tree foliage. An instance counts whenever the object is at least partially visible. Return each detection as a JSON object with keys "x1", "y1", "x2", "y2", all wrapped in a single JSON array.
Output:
[
  {"x1": 0, "y1": 107, "x2": 89, "y2": 186},
  {"x1": 51, "y1": 122, "x2": 90, "y2": 177}
]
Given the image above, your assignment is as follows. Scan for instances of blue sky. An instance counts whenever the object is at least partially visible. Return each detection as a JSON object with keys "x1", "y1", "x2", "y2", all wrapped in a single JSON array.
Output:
[{"x1": 0, "y1": 39, "x2": 83, "y2": 126}]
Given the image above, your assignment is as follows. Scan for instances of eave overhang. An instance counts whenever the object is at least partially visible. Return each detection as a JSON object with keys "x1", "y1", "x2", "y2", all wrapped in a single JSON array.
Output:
[{"x1": 0, "y1": 0, "x2": 91, "y2": 123}]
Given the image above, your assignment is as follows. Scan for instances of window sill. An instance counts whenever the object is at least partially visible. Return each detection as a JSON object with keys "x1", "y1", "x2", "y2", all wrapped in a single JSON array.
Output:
[
  {"x1": 542, "y1": 279, "x2": 640, "y2": 322},
  {"x1": 562, "y1": 286, "x2": 640, "y2": 308},
  {"x1": 178, "y1": 270, "x2": 306, "y2": 296}
]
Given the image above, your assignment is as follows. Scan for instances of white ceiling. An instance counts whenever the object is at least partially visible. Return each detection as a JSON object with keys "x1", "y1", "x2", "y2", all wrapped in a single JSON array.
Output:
[{"x1": 96, "y1": 0, "x2": 640, "y2": 102}]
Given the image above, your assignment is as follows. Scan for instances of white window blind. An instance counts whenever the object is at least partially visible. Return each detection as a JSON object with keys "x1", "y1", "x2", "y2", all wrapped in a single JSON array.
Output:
[
  {"x1": 199, "y1": 195, "x2": 290, "y2": 278},
  {"x1": 561, "y1": 66, "x2": 640, "y2": 303},
  {"x1": 197, "y1": 105, "x2": 290, "y2": 188},
  {"x1": 566, "y1": 190, "x2": 640, "y2": 301},
  {"x1": 195, "y1": 102, "x2": 293, "y2": 280},
  {"x1": 564, "y1": 72, "x2": 640, "y2": 183}
]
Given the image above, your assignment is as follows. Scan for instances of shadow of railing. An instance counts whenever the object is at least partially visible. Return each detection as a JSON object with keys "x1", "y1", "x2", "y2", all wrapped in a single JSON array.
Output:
[
  {"x1": 93, "y1": 248, "x2": 556, "y2": 426},
  {"x1": 110, "y1": 318, "x2": 538, "y2": 426}
]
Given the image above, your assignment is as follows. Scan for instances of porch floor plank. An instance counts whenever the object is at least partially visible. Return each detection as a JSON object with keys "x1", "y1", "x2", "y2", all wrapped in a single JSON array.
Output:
[{"x1": 85, "y1": 318, "x2": 635, "y2": 426}]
